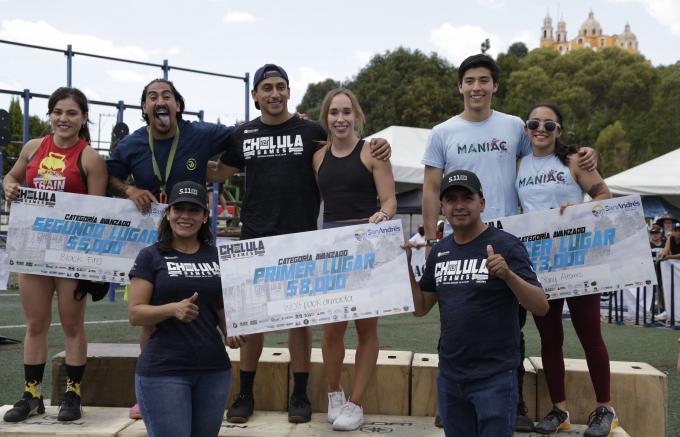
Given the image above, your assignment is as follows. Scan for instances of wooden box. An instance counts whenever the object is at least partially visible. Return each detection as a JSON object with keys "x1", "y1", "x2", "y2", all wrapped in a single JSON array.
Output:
[
  {"x1": 410, "y1": 353, "x2": 438, "y2": 416},
  {"x1": 51, "y1": 343, "x2": 139, "y2": 407},
  {"x1": 531, "y1": 357, "x2": 666, "y2": 437},
  {"x1": 302, "y1": 348, "x2": 411, "y2": 416},
  {"x1": 227, "y1": 347, "x2": 290, "y2": 412}
]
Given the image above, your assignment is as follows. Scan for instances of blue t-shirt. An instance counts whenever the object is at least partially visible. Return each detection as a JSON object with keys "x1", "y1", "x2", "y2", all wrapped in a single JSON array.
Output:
[
  {"x1": 516, "y1": 153, "x2": 584, "y2": 213},
  {"x1": 418, "y1": 226, "x2": 541, "y2": 382},
  {"x1": 107, "y1": 120, "x2": 233, "y2": 197},
  {"x1": 130, "y1": 243, "x2": 230, "y2": 376},
  {"x1": 422, "y1": 110, "x2": 532, "y2": 220}
]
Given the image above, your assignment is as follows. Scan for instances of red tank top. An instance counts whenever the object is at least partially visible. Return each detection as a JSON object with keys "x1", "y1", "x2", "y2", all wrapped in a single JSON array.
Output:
[{"x1": 25, "y1": 135, "x2": 89, "y2": 194}]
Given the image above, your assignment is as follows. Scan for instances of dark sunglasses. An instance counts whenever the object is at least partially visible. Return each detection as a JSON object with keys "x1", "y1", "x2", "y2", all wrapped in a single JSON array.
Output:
[{"x1": 526, "y1": 119, "x2": 561, "y2": 132}]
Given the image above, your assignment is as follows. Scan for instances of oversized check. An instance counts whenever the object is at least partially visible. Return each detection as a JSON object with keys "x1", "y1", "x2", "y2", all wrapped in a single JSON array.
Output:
[
  {"x1": 492, "y1": 195, "x2": 656, "y2": 299},
  {"x1": 218, "y1": 220, "x2": 414, "y2": 335},
  {"x1": 5, "y1": 188, "x2": 165, "y2": 283}
]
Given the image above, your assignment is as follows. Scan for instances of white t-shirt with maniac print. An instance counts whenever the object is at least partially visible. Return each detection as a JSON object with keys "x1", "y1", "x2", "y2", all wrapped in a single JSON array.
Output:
[{"x1": 422, "y1": 110, "x2": 532, "y2": 221}]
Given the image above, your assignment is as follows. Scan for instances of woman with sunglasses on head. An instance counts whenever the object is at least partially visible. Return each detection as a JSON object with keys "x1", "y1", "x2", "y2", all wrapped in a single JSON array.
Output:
[
  {"x1": 516, "y1": 103, "x2": 615, "y2": 437},
  {"x1": 128, "y1": 181, "x2": 238, "y2": 437},
  {"x1": 2, "y1": 87, "x2": 107, "y2": 423},
  {"x1": 314, "y1": 88, "x2": 396, "y2": 431}
]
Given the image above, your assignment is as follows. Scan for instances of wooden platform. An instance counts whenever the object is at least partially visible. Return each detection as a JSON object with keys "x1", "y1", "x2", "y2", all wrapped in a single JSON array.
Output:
[
  {"x1": 119, "y1": 412, "x2": 446, "y2": 436},
  {"x1": 0, "y1": 408, "x2": 630, "y2": 437},
  {"x1": 530, "y1": 357, "x2": 667, "y2": 437},
  {"x1": 0, "y1": 405, "x2": 133, "y2": 436},
  {"x1": 303, "y1": 348, "x2": 411, "y2": 415},
  {"x1": 227, "y1": 347, "x2": 290, "y2": 412},
  {"x1": 51, "y1": 343, "x2": 139, "y2": 407}
]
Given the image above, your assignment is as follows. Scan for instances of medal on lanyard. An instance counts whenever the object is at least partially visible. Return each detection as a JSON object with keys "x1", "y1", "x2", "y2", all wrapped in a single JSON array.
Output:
[{"x1": 148, "y1": 126, "x2": 179, "y2": 204}]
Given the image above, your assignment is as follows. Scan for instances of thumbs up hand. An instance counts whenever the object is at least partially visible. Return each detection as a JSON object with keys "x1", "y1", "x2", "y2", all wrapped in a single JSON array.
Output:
[
  {"x1": 486, "y1": 245, "x2": 510, "y2": 281},
  {"x1": 174, "y1": 292, "x2": 200, "y2": 323}
]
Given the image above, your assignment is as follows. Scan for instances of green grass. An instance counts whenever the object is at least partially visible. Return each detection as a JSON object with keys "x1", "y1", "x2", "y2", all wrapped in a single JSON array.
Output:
[{"x1": 0, "y1": 289, "x2": 678, "y2": 436}]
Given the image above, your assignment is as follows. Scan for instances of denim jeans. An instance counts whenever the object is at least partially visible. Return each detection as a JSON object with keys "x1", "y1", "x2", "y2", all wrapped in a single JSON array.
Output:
[
  {"x1": 438, "y1": 369, "x2": 517, "y2": 437},
  {"x1": 136, "y1": 369, "x2": 231, "y2": 437}
]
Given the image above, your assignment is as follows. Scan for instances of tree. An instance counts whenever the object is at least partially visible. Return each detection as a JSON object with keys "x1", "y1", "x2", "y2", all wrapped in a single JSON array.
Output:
[
  {"x1": 4, "y1": 99, "x2": 50, "y2": 175},
  {"x1": 507, "y1": 42, "x2": 528, "y2": 59},
  {"x1": 346, "y1": 47, "x2": 460, "y2": 134},
  {"x1": 595, "y1": 121, "x2": 631, "y2": 177},
  {"x1": 296, "y1": 79, "x2": 341, "y2": 122}
]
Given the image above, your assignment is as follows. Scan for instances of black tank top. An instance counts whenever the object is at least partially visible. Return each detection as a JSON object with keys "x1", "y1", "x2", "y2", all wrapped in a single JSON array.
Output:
[{"x1": 318, "y1": 140, "x2": 378, "y2": 221}]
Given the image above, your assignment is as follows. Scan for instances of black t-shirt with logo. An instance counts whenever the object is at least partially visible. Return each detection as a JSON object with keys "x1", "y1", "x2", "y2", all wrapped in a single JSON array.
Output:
[
  {"x1": 219, "y1": 115, "x2": 326, "y2": 239},
  {"x1": 130, "y1": 243, "x2": 230, "y2": 376},
  {"x1": 418, "y1": 226, "x2": 541, "y2": 382}
]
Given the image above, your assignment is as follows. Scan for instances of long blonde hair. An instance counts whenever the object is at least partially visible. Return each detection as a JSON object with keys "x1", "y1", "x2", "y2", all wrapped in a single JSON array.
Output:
[{"x1": 319, "y1": 88, "x2": 366, "y2": 144}]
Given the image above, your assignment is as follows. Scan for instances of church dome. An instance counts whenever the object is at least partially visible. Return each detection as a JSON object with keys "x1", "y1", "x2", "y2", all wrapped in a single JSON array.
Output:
[
  {"x1": 618, "y1": 23, "x2": 637, "y2": 41},
  {"x1": 579, "y1": 11, "x2": 602, "y2": 36}
]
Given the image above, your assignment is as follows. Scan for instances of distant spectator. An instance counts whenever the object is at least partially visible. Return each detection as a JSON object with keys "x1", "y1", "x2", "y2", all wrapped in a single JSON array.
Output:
[
  {"x1": 660, "y1": 223, "x2": 680, "y2": 260},
  {"x1": 650, "y1": 227, "x2": 666, "y2": 319},
  {"x1": 409, "y1": 225, "x2": 427, "y2": 248},
  {"x1": 435, "y1": 220, "x2": 445, "y2": 240},
  {"x1": 655, "y1": 215, "x2": 678, "y2": 243}
]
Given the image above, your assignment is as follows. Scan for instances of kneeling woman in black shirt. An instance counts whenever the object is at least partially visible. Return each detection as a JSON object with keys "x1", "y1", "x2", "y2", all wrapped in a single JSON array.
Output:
[{"x1": 128, "y1": 181, "x2": 234, "y2": 437}]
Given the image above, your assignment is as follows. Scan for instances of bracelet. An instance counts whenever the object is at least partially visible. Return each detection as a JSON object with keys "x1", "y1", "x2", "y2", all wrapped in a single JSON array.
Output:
[{"x1": 378, "y1": 210, "x2": 390, "y2": 220}]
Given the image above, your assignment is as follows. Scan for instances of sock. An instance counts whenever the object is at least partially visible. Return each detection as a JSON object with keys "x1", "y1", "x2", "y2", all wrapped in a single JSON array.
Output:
[
  {"x1": 65, "y1": 364, "x2": 86, "y2": 397},
  {"x1": 239, "y1": 370, "x2": 256, "y2": 398},
  {"x1": 293, "y1": 372, "x2": 309, "y2": 397},
  {"x1": 23, "y1": 363, "x2": 46, "y2": 399}
]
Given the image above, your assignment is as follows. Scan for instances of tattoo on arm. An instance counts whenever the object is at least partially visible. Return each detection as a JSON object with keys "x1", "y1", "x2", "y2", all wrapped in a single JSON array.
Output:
[
  {"x1": 108, "y1": 178, "x2": 130, "y2": 198},
  {"x1": 587, "y1": 182, "x2": 606, "y2": 199}
]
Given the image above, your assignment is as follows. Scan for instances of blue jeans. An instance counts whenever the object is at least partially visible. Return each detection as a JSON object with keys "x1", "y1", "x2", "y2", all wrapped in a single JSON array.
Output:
[
  {"x1": 136, "y1": 369, "x2": 231, "y2": 437},
  {"x1": 438, "y1": 369, "x2": 517, "y2": 437}
]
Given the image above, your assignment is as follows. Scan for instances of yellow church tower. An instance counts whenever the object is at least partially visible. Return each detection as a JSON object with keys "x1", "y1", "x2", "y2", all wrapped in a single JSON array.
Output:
[{"x1": 540, "y1": 10, "x2": 639, "y2": 55}]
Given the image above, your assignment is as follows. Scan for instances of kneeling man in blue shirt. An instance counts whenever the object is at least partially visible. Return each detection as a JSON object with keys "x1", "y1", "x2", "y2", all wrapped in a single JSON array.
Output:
[{"x1": 404, "y1": 169, "x2": 548, "y2": 437}]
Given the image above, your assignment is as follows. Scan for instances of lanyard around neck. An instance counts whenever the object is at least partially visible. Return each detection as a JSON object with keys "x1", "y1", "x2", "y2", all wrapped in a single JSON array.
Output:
[{"x1": 147, "y1": 126, "x2": 180, "y2": 199}]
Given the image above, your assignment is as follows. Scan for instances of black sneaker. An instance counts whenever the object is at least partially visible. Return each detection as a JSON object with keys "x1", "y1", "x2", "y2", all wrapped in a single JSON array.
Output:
[
  {"x1": 534, "y1": 406, "x2": 570, "y2": 434},
  {"x1": 288, "y1": 393, "x2": 311, "y2": 423},
  {"x1": 434, "y1": 414, "x2": 443, "y2": 428},
  {"x1": 3, "y1": 392, "x2": 45, "y2": 422},
  {"x1": 226, "y1": 393, "x2": 254, "y2": 423},
  {"x1": 584, "y1": 406, "x2": 619, "y2": 437},
  {"x1": 515, "y1": 402, "x2": 534, "y2": 432},
  {"x1": 57, "y1": 392, "x2": 82, "y2": 421}
]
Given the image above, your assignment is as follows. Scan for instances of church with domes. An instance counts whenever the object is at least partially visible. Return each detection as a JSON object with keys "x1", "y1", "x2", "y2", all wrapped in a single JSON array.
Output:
[{"x1": 540, "y1": 11, "x2": 639, "y2": 55}]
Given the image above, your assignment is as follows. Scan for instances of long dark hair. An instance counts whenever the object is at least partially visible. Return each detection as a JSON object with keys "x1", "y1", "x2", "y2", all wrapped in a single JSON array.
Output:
[
  {"x1": 47, "y1": 87, "x2": 91, "y2": 142},
  {"x1": 141, "y1": 79, "x2": 185, "y2": 124},
  {"x1": 156, "y1": 206, "x2": 212, "y2": 253},
  {"x1": 525, "y1": 102, "x2": 577, "y2": 167}
]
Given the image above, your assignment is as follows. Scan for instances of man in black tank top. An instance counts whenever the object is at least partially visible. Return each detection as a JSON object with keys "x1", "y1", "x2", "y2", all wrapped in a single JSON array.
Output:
[{"x1": 209, "y1": 64, "x2": 391, "y2": 424}]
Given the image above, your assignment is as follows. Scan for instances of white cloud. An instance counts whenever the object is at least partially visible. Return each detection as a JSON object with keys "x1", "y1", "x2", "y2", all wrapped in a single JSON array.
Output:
[
  {"x1": 429, "y1": 23, "x2": 502, "y2": 65},
  {"x1": 509, "y1": 30, "x2": 539, "y2": 50},
  {"x1": 288, "y1": 66, "x2": 332, "y2": 108},
  {"x1": 477, "y1": 0, "x2": 506, "y2": 9},
  {"x1": 0, "y1": 79, "x2": 23, "y2": 90},
  {"x1": 106, "y1": 69, "x2": 147, "y2": 84},
  {"x1": 81, "y1": 86, "x2": 100, "y2": 100},
  {"x1": 168, "y1": 47, "x2": 181, "y2": 56},
  {"x1": 607, "y1": 0, "x2": 680, "y2": 35},
  {"x1": 0, "y1": 19, "x2": 154, "y2": 60},
  {"x1": 222, "y1": 11, "x2": 257, "y2": 24}
]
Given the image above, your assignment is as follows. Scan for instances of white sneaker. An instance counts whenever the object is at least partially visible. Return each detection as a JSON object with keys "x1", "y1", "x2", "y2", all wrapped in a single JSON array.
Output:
[
  {"x1": 333, "y1": 401, "x2": 364, "y2": 431},
  {"x1": 327, "y1": 390, "x2": 346, "y2": 424},
  {"x1": 656, "y1": 311, "x2": 667, "y2": 320}
]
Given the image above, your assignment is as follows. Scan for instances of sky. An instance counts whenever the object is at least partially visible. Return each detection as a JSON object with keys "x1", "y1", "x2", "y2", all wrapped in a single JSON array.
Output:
[{"x1": 1, "y1": 0, "x2": 678, "y2": 150}]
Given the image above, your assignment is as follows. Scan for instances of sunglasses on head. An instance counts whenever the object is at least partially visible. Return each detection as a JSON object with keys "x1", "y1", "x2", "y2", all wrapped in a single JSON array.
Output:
[{"x1": 526, "y1": 119, "x2": 561, "y2": 132}]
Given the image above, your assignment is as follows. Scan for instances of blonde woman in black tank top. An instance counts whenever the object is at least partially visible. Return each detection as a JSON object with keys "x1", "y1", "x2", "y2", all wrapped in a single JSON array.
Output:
[{"x1": 312, "y1": 88, "x2": 396, "y2": 431}]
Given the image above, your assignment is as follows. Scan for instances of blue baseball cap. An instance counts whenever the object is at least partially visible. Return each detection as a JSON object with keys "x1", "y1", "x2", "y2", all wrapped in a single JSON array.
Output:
[{"x1": 253, "y1": 64, "x2": 289, "y2": 91}]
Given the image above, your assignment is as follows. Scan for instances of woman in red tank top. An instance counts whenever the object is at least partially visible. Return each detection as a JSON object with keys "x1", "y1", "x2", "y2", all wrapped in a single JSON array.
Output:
[{"x1": 2, "y1": 88, "x2": 107, "y2": 423}]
